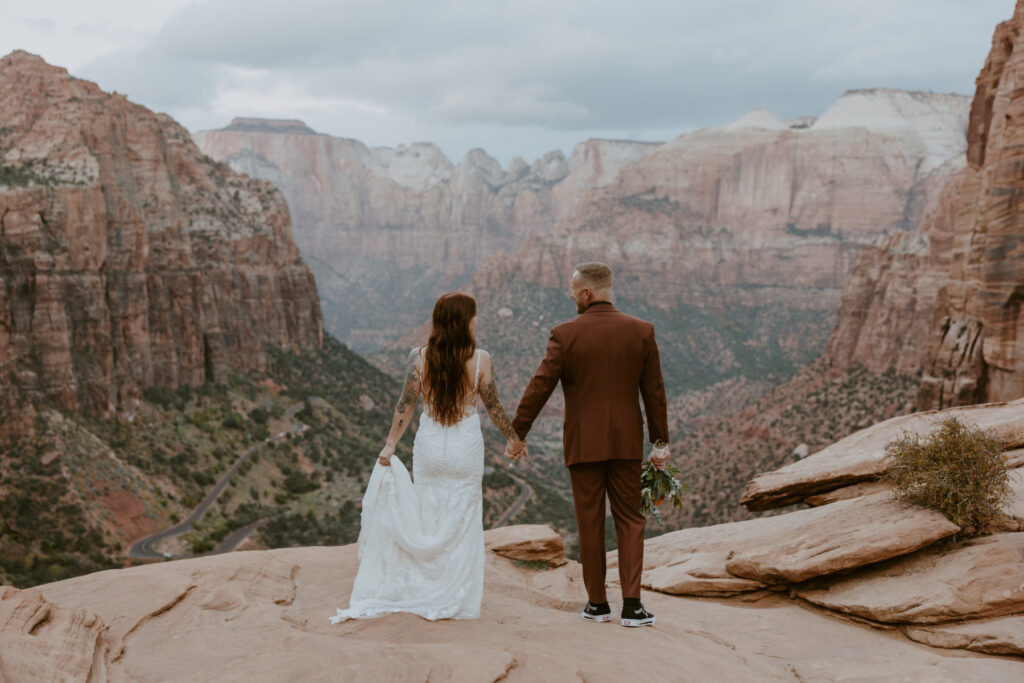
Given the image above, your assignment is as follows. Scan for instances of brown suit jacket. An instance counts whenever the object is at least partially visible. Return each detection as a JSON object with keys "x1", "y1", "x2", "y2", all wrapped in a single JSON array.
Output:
[{"x1": 512, "y1": 302, "x2": 669, "y2": 466}]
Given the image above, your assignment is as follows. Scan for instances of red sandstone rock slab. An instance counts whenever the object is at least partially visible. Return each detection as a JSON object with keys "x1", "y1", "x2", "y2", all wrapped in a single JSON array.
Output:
[
  {"x1": 0, "y1": 586, "x2": 114, "y2": 681},
  {"x1": 609, "y1": 517, "x2": 775, "y2": 596},
  {"x1": 905, "y1": 615, "x2": 1024, "y2": 656},
  {"x1": 1005, "y1": 448, "x2": 1024, "y2": 469},
  {"x1": 725, "y1": 493, "x2": 959, "y2": 584},
  {"x1": 616, "y1": 491, "x2": 956, "y2": 594},
  {"x1": 804, "y1": 479, "x2": 892, "y2": 506},
  {"x1": 992, "y1": 466, "x2": 1024, "y2": 532},
  {"x1": 799, "y1": 532, "x2": 1024, "y2": 624},
  {"x1": 484, "y1": 524, "x2": 567, "y2": 566},
  {"x1": 741, "y1": 398, "x2": 1024, "y2": 511},
  {"x1": 6, "y1": 530, "x2": 1022, "y2": 680}
]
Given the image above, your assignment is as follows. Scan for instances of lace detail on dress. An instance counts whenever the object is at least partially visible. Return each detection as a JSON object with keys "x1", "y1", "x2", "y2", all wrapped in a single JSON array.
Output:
[{"x1": 330, "y1": 408, "x2": 485, "y2": 623}]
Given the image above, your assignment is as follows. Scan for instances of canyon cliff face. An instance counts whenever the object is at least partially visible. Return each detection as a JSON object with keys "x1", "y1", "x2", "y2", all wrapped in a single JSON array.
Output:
[
  {"x1": 669, "y1": 1, "x2": 1024, "y2": 530},
  {"x1": 0, "y1": 51, "x2": 323, "y2": 426},
  {"x1": 476, "y1": 90, "x2": 968, "y2": 307},
  {"x1": 194, "y1": 121, "x2": 657, "y2": 350},
  {"x1": 459, "y1": 90, "x2": 971, "y2": 411},
  {"x1": 918, "y1": 3, "x2": 1024, "y2": 408},
  {"x1": 196, "y1": 91, "x2": 968, "y2": 358},
  {"x1": 823, "y1": 174, "x2": 961, "y2": 377},
  {"x1": 820, "y1": 2, "x2": 1024, "y2": 410}
]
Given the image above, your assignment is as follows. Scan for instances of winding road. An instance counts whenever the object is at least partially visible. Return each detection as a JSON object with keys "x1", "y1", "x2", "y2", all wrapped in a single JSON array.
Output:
[
  {"x1": 128, "y1": 403, "x2": 306, "y2": 560},
  {"x1": 493, "y1": 471, "x2": 533, "y2": 528}
]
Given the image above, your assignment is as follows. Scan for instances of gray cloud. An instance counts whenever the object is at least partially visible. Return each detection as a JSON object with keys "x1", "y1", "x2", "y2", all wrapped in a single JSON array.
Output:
[
  {"x1": 24, "y1": 18, "x2": 55, "y2": 31},
  {"x1": 74, "y1": 0, "x2": 1014, "y2": 164}
]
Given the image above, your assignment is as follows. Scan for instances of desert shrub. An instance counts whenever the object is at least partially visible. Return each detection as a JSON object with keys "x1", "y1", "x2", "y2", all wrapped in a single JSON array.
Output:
[
  {"x1": 885, "y1": 417, "x2": 1011, "y2": 535},
  {"x1": 144, "y1": 385, "x2": 180, "y2": 409},
  {"x1": 283, "y1": 471, "x2": 320, "y2": 495},
  {"x1": 222, "y1": 411, "x2": 246, "y2": 430}
]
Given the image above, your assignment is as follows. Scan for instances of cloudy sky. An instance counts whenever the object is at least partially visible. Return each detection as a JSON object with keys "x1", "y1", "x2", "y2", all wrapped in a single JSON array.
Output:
[{"x1": 1, "y1": 0, "x2": 1015, "y2": 164}]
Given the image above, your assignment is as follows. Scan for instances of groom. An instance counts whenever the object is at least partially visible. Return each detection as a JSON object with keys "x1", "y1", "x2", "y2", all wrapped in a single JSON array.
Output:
[{"x1": 509, "y1": 262, "x2": 669, "y2": 627}]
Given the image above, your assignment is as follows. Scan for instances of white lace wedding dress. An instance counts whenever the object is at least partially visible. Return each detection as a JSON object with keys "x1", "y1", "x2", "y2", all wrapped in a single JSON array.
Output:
[{"x1": 330, "y1": 352, "x2": 485, "y2": 623}]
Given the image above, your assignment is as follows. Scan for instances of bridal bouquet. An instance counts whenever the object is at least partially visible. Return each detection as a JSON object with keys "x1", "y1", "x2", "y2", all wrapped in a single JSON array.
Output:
[{"x1": 640, "y1": 461, "x2": 686, "y2": 526}]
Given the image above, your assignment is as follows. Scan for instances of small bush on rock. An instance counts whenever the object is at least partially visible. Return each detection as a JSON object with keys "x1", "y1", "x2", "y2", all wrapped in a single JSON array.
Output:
[{"x1": 886, "y1": 417, "x2": 1010, "y2": 535}]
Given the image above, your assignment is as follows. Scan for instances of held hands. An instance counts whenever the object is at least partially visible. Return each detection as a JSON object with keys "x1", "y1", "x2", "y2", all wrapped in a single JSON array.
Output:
[
  {"x1": 649, "y1": 443, "x2": 670, "y2": 471},
  {"x1": 378, "y1": 443, "x2": 396, "y2": 467},
  {"x1": 504, "y1": 439, "x2": 528, "y2": 461}
]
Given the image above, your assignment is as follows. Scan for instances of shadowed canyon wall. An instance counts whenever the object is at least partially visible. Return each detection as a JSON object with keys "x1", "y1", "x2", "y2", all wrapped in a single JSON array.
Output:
[{"x1": 0, "y1": 51, "x2": 323, "y2": 430}]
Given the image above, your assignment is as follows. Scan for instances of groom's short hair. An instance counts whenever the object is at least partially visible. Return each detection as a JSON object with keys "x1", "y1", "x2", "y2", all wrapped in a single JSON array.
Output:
[{"x1": 575, "y1": 262, "x2": 613, "y2": 290}]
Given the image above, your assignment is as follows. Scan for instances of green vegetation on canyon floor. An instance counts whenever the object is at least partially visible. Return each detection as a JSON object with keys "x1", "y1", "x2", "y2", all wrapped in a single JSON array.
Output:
[{"x1": 0, "y1": 336, "x2": 581, "y2": 588}]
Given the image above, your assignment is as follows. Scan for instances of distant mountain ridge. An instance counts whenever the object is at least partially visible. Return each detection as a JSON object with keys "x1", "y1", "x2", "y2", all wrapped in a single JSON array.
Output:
[
  {"x1": 194, "y1": 124, "x2": 661, "y2": 351},
  {"x1": 195, "y1": 88, "x2": 970, "y2": 359},
  {"x1": 223, "y1": 117, "x2": 318, "y2": 135}
]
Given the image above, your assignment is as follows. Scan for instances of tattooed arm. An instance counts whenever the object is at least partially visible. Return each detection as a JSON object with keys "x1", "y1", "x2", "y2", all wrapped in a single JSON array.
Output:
[
  {"x1": 379, "y1": 348, "x2": 422, "y2": 466},
  {"x1": 476, "y1": 351, "x2": 526, "y2": 459}
]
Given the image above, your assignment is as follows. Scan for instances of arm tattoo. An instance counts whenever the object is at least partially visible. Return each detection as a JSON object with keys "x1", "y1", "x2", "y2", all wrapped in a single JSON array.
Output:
[
  {"x1": 395, "y1": 352, "x2": 421, "y2": 414},
  {"x1": 479, "y1": 367, "x2": 520, "y2": 443}
]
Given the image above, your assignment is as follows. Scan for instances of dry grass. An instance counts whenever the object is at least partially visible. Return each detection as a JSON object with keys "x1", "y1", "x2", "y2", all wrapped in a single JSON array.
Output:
[{"x1": 886, "y1": 417, "x2": 1011, "y2": 535}]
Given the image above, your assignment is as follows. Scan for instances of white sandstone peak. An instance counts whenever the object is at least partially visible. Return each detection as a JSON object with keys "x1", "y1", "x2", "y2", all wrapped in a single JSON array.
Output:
[
  {"x1": 565, "y1": 138, "x2": 662, "y2": 189},
  {"x1": 812, "y1": 89, "x2": 971, "y2": 173},
  {"x1": 367, "y1": 142, "x2": 454, "y2": 192},
  {"x1": 530, "y1": 149, "x2": 570, "y2": 183},
  {"x1": 456, "y1": 148, "x2": 507, "y2": 189},
  {"x1": 723, "y1": 107, "x2": 787, "y2": 130}
]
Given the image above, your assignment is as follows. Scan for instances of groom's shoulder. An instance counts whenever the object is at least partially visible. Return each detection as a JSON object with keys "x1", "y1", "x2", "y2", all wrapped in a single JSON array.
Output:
[
  {"x1": 624, "y1": 312, "x2": 656, "y2": 333},
  {"x1": 553, "y1": 310, "x2": 653, "y2": 335},
  {"x1": 550, "y1": 319, "x2": 574, "y2": 337}
]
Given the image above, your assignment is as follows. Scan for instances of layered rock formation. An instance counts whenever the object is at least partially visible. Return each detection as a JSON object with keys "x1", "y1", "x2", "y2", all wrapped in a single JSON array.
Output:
[
  {"x1": 196, "y1": 90, "x2": 969, "y2": 361},
  {"x1": 740, "y1": 397, "x2": 1024, "y2": 510},
  {"x1": 194, "y1": 121, "x2": 657, "y2": 351},
  {"x1": 656, "y1": 1, "x2": 1024, "y2": 533},
  {"x1": 3, "y1": 523, "x2": 1021, "y2": 681},
  {"x1": 918, "y1": 4, "x2": 1024, "y2": 407},
  {"x1": 453, "y1": 90, "x2": 972, "y2": 417},
  {"x1": 611, "y1": 398, "x2": 1024, "y2": 662},
  {"x1": 823, "y1": 1, "x2": 1024, "y2": 409},
  {"x1": 478, "y1": 89, "x2": 967, "y2": 313},
  {"x1": 0, "y1": 51, "x2": 323, "y2": 426}
]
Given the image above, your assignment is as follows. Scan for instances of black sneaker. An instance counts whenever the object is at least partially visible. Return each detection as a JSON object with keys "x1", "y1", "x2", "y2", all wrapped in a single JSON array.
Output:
[
  {"x1": 620, "y1": 603, "x2": 655, "y2": 627},
  {"x1": 581, "y1": 601, "x2": 611, "y2": 623}
]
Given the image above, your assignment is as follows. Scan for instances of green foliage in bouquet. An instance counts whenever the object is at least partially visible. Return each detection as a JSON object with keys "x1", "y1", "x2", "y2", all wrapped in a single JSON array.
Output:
[
  {"x1": 885, "y1": 417, "x2": 1010, "y2": 536},
  {"x1": 640, "y1": 462, "x2": 686, "y2": 526}
]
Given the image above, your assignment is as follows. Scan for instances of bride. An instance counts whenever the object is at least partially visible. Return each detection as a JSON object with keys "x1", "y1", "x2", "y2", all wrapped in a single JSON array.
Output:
[{"x1": 331, "y1": 292, "x2": 526, "y2": 623}]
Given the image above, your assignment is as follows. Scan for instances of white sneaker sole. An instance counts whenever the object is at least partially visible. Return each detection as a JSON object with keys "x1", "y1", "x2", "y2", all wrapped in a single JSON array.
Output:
[
  {"x1": 581, "y1": 612, "x2": 612, "y2": 623},
  {"x1": 620, "y1": 616, "x2": 655, "y2": 627}
]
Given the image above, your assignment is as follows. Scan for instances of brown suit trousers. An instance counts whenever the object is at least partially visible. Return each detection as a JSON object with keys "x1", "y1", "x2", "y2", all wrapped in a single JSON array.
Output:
[{"x1": 513, "y1": 302, "x2": 669, "y2": 602}]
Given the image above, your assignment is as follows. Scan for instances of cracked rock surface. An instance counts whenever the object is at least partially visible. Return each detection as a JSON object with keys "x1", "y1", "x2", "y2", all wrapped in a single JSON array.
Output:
[{"x1": 0, "y1": 525, "x2": 1020, "y2": 681}]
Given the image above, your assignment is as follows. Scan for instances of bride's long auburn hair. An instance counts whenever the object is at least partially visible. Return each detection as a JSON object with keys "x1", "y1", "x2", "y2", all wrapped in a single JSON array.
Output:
[{"x1": 423, "y1": 293, "x2": 477, "y2": 426}]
